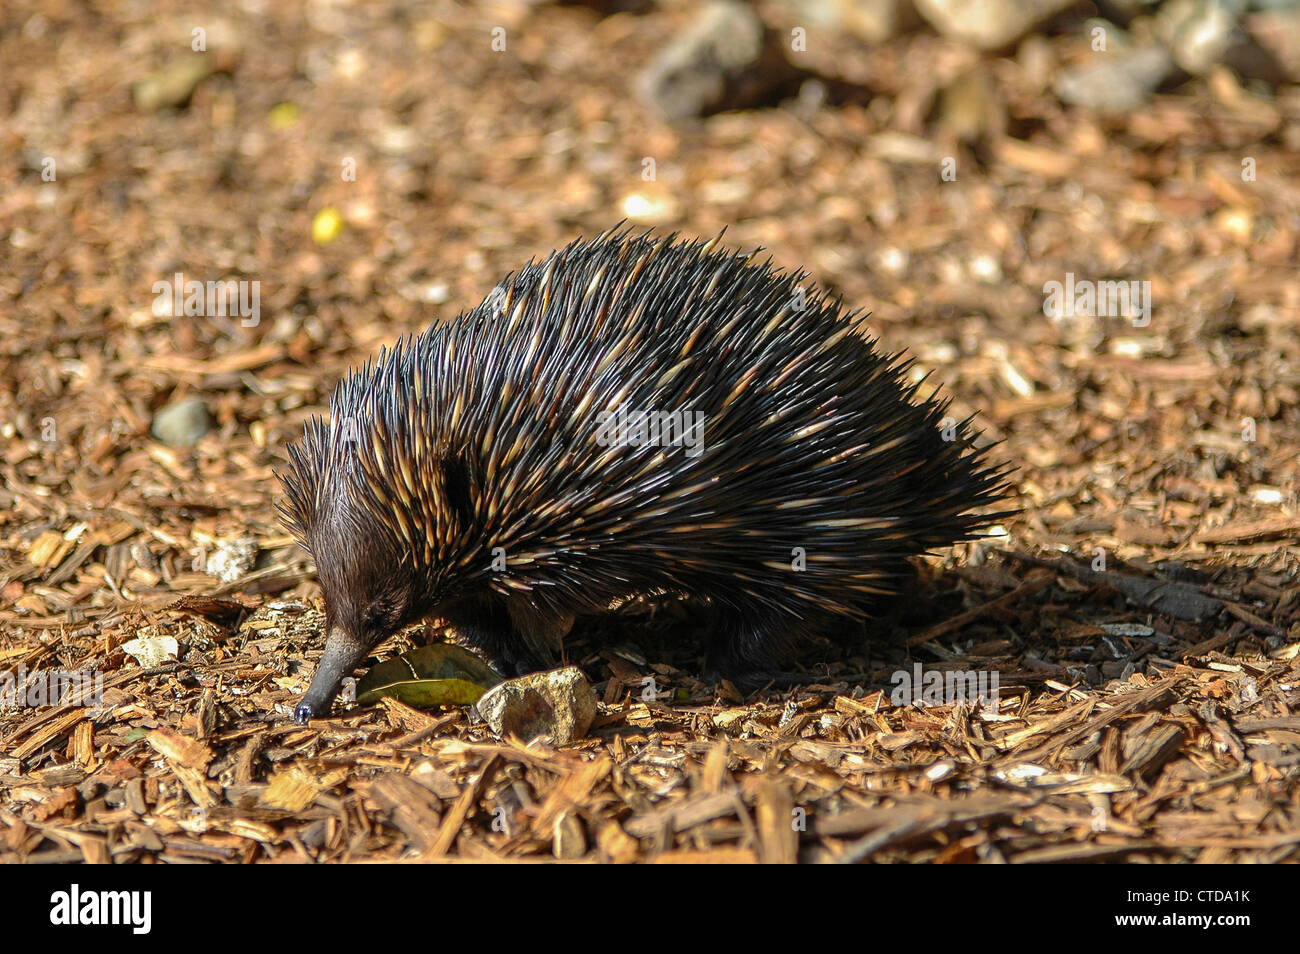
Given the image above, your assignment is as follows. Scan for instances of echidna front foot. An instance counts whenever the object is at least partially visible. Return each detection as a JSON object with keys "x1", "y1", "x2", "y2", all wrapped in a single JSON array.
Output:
[
  {"x1": 703, "y1": 607, "x2": 808, "y2": 690},
  {"x1": 446, "y1": 595, "x2": 548, "y2": 678},
  {"x1": 705, "y1": 666, "x2": 828, "y2": 692},
  {"x1": 490, "y1": 643, "x2": 548, "y2": 679},
  {"x1": 703, "y1": 646, "x2": 829, "y2": 691}
]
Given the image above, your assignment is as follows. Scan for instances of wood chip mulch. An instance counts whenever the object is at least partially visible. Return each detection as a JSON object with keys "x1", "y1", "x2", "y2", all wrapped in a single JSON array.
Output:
[
  {"x1": 2, "y1": 0, "x2": 1299, "y2": 863},
  {"x1": 3, "y1": 554, "x2": 1297, "y2": 863}
]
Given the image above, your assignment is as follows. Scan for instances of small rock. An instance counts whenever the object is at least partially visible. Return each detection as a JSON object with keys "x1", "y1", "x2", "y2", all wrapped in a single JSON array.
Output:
[
  {"x1": 133, "y1": 58, "x2": 215, "y2": 112},
  {"x1": 120, "y1": 634, "x2": 180, "y2": 668},
  {"x1": 772, "y1": 0, "x2": 843, "y2": 29},
  {"x1": 841, "y1": 0, "x2": 920, "y2": 43},
  {"x1": 1158, "y1": 0, "x2": 1243, "y2": 75},
  {"x1": 637, "y1": 0, "x2": 798, "y2": 120},
  {"x1": 1240, "y1": 8, "x2": 1300, "y2": 81},
  {"x1": 1099, "y1": 623, "x2": 1156, "y2": 638},
  {"x1": 476, "y1": 667, "x2": 597, "y2": 746},
  {"x1": 132, "y1": 21, "x2": 241, "y2": 112},
  {"x1": 1055, "y1": 46, "x2": 1176, "y2": 111},
  {"x1": 150, "y1": 396, "x2": 212, "y2": 446},
  {"x1": 774, "y1": 0, "x2": 918, "y2": 44},
  {"x1": 914, "y1": 0, "x2": 1075, "y2": 50},
  {"x1": 205, "y1": 536, "x2": 258, "y2": 583}
]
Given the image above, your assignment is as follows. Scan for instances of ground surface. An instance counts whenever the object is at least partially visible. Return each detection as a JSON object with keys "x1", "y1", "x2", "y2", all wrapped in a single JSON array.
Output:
[{"x1": 2, "y1": 0, "x2": 1299, "y2": 863}]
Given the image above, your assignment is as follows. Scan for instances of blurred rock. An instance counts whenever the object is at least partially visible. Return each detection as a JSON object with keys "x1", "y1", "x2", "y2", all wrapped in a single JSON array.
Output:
[
  {"x1": 771, "y1": 0, "x2": 840, "y2": 28},
  {"x1": 935, "y1": 64, "x2": 1005, "y2": 141},
  {"x1": 131, "y1": 20, "x2": 241, "y2": 111},
  {"x1": 1151, "y1": 0, "x2": 1290, "y2": 82},
  {"x1": 476, "y1": 667, "x2": 597, "y2": 746},
  {"x1": 637, "y1": 0, "x2": 799, "y2": 120},
  {"x1": 914, "y1": 0, "x2": 1075, "y2": 50},
  {"x1": 1056, "y1": 45, "x2": 1175, "y2": 111},
  {"x1": 151, "y1": 396, "x2": 212, "y2": 446},
  {"x1": 1243, "y1": 9, "x2": 1300, "y2": 80},
  {"x1": 206, "y1": 536, "x2": 258, "y2": 583},
  {"x1": 774, "y1": 0, "x2": 920, "y2": 44},
  {"x1": 133, "y1": 58, "x2": 215, "y2": 112},
  {"x1": 844, "y1": 0, "x2": 923, "y2": 42},
  {"x1": 1157, "y1": 0, "x2": 1244, "y2": 74}
]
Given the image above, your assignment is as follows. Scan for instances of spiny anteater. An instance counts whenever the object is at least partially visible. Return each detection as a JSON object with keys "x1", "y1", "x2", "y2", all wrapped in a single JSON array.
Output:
[{"x1": 278, "y1": 229, "x2": 1011, "y2": 723}]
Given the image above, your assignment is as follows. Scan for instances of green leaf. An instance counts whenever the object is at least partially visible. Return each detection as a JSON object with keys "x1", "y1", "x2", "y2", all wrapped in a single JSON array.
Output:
[{"x1": 355, "y1": 644, "x2": 504, "y2": 709}]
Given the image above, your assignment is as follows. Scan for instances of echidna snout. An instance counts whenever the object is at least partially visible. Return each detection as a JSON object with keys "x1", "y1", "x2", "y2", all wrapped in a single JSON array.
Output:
[
  {"x1": 293, "y1": 525, "x2": 420, "y2": 723},
  {"x1": 279, "y1": 229, "x2": 1013, "y2": 721},
  {"x1": 295, "y1": 625, "x2": 368, "y2": 724}
]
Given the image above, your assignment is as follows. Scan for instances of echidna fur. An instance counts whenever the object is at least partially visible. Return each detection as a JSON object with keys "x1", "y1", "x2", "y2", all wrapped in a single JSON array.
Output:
[{"x1": 278, "y1": 228, "x2": 1012, "y2": 722}]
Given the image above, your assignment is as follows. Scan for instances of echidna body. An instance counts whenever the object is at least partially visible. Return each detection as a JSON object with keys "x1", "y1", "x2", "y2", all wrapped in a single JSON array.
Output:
[{"x1": 279, "y1": 230, "x2": 1009, "y2": 722}]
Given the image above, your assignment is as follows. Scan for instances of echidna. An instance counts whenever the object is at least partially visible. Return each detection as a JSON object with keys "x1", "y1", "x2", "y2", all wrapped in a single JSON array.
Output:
[{"x1": 279, "y1": 229, "x2": 1011, "y2": 723}]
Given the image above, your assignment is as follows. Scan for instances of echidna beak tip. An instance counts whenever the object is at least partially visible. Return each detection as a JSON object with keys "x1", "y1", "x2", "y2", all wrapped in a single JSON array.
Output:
[{"x1": 294, "y1": 703, "x2": 314, "y2": 725}]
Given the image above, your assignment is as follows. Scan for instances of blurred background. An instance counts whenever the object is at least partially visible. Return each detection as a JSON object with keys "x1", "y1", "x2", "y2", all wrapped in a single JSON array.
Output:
[{"x1": 2, "y1": 0, "x2": 1299, "y2": 625}]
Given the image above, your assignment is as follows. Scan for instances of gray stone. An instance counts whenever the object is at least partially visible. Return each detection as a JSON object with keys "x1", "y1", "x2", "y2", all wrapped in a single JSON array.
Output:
[
  {"x1": 205, "y1": 536, "x2": 258, "y2": 583},
  {"x1": 774, "y1": 0, "x2": 919, "y2": 44},
  {"x1": 841, "y1": 0, "x2": 920, "y2": 43},
  {"x1": 150, "y1": 395, "x2": 212, "y2": 446},
  {"x1": 476, "y1": 667, "x2": 597, "y2": 746},
  {"x1": 1158, "y1": 0, "x2": 1246, "y2": 74},
  {"x1": 1055, "y1": 46, "x2": 1175, "y2": 111},
  {"x1": 914, "y1": 0, "x2": 1075, "y2": 50},
  {"x1": 637, "y1": 1, "x2": 796, "y2": 120}
]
